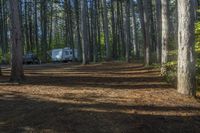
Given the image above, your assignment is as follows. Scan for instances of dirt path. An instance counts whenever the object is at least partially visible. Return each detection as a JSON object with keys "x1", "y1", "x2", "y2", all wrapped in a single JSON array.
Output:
[{"x1": 0, "y1": 62, "x2": 200, "y2": 133}]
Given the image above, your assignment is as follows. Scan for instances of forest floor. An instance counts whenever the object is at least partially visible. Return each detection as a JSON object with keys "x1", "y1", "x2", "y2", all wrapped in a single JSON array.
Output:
[{"x1": 0, "y1": 62, "x2": 200, "y2": 133}]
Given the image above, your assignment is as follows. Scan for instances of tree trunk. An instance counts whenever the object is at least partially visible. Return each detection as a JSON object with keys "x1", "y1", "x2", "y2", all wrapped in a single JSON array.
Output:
[
  {"x1": 80, "y1": 0, "x2": 88, "y2": 65},
  {"x1": 143, "y1": 0, "x2": 151, "y2": 66},
  {"x1": 40, "y1": 0, "x2": 48, "y2": 62},
  {"x1": 156, "y1": 0, "x2": 161, "y2": 63},
  {"x1": 0, "y1": 0, "x2": 3, "y2": 75},
  {"x1": 75, "y1": 0, "x2": 82, "y2": 62},
  {"x1": 177, "y1": 0, "x2": 196, "y2": 96},
  {"x1": 68, "y1": 0, "x2": 75, "y2": 61},
  {"x1": 92, "y1": 0, "x2": 98, "y2": 62},
  {"x1": 2, "y1": 0, "x2": 8, "y2": 57},
  {"x1": 111, "y1": 0, "x2": 117, "y2": 59},
  {"x1": 161, "y1": 0, "x2": 169, "y2": 75},
  {"x1": 34, "y1": 0, "x2": 39, "y2": 55},
  {"x1": 120, "y1": 1, "x2": 125, "y2": 58},
  {"x1": 97, "y1": 0, "x2": 102, "y2": 61},
  {"x1": 48, "y1": 0, "x2": 53, "y2": 50},
  {"x1": 9, "y1": 0, "x2": 24, "y2": 82},
  {"x1": 125, "y1": 0, "x2": 131, "y2": 63},
  {"x1": 25, "y1": 1, "x2": 30, "y2": 52},
  {"x1": 130, "y1": 0, "x2": 138, "y2": 59},
  {"x1": 102, "y1": 0, "x2": 110, "y2": 60}
]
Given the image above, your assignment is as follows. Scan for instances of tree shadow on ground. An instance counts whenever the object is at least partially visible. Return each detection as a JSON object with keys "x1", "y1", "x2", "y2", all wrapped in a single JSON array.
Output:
[
  {"x1": 0, "y1": 63, "x2": 171, "y2": 89},
  {"x1": 0, "y1": 92, "x2": 200, "y2": 133},
  {"x1": 0, "y1": 63, "x2": 200, "y2": 132},
  {"x1": 16, "y1": 75, "x2": 171, "y2": 90}
]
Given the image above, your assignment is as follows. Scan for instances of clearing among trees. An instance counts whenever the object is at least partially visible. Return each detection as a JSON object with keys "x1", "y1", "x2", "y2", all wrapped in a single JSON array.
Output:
[
  {"x1": 0, "y1": 62, "x2": 199, "y2": 133},
  {"x1": 0, "y1": 0, "x2": 200, "y2": 132}
]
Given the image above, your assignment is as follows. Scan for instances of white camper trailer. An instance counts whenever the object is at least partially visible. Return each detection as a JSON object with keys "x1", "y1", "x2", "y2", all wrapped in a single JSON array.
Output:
[
  {"x1": 62, "y1": 47, "x2": 78, "y2": 62},
  {"x1": 51, "y1": 47, "x2": 78, "y2": 62},
  {"x1": 51, "y1": 48, "x2": 63, "y2": 62}
]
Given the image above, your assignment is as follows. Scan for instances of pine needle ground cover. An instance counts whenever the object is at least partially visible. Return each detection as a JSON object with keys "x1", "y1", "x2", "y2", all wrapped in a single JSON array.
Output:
[{"x1": 0, "y1": 62, "x2": 199, "y2": 133}]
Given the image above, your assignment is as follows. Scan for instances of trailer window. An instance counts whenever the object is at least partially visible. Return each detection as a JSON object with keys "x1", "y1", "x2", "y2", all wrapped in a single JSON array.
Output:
[{"x1": 65, "y1": 51, "x2": 69, "y2": 55}]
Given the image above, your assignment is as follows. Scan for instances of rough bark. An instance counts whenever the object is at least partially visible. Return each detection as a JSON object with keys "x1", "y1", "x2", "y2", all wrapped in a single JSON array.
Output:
[
  {"x1": 177, "y1": 0, "x2": 196, "y2": 96},
  {"x1": 40, "y1": 0, "x2": 48, "y2": 62},
  {"x1": 97, "y1": 0, "x2": 102, "y2": 61},
  {"x1": 102, "y1": 0, "x2": 111, "y2": 60},
  {"x1": 80, "y1": 0, "x2": 88, "y2": 65},
  {"x1": 48, "y1": 0, "x2": 53, "y2": 50},
  {"x1": 25, "y1": 1, "x2": 30, "y2": 52},
  {"x1": 120, "y1": 1, "x2": 125, "y2": 57},
  {"x1": 111, "y1": 0, "x2": 117, "y2": 59},
  {"x1": 125, "y1": 0, "x2": 131, "y2": 63},
  {"x1": 156, "y1": 0, "x2": 161, "y2": 63},
  {"x1": 138, "y1": 0, "x2": 146, "y2": 59},
  {"x1": 34, "y1": 0, "x2": 39, "y2": 55},
  {"x1": 75, "y1": 0, "x2": 82, "y2": 62},
  {"x1": 93, "y1": 0, "x2": 98, "y2": 62},
  {"x1": 161, "y1": 0, "x2": 169, "y2": 75},
  {"x1": 9, "y1": 0, "x2": 24, "y2": 82},
  {"x1": 28, "y1": 2, "x2": 33, "y2": 52},
  {"x1": 130, "y1": 0, "x2": 138, "y2": 59},
  {"x1": 0, "y1": 0, "x2": 2, "y2": 74},
  {"x1": 143, "y1": 0, "x2": 151, "y2": 66},
  {"x1": 68, "y1": 0, "x2": 75, "y2": 61}
]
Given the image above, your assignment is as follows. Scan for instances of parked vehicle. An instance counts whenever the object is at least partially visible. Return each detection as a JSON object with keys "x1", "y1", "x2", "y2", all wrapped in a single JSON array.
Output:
[
  {"x1": 23, "y1": 52, "x2": 40, "y2": 64},
  {"x1": 62, "y1": 47, "x2": 78, "y2": 62},
  {"x1": 51, "y1": 47, "x2": 78, "y2": 62},
  {"x1": 51, "y1": 48, "x2": 63, "y2": 62}
]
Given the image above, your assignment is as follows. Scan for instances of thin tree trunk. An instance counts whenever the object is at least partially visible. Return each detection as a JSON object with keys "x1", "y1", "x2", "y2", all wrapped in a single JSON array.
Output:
[
  {"x1": 2, "y1": 0, "x2": 8, "y2": 55},
  {"x1": 161, "y1": 0, "x2": 169, "y2": 75},
  {"x1": 28, "y1": 2, "x2": 33, "y2": 52},
  {"x1": 156, "y1": 0, "x2": 161, "y2": 63},
  {"x1": 93, "y1": 0, "x2": 97, "y2": 62},
  {"x1": 120, "y1": 1, "x2": 125, "y2": 58},
  {"x1": 97, "y1": 0, "x2": 102, "y2": 61},
  {"x1": 86, "y1": 1, "x2": 91, "y2": 62},
  {"x1": 102, "y1": 0, "x2": 110, "y2": 60},
  {"x1": 75, "y1": 0, "x2": 82, "y2": 62},
  {"x1": 34, "y1": 0, "x2": 39, "y2": 55},
  {"x1": 143, "y1": 0, "x2": 151, "y2": 66},
  {"x1": 116, "y1": 1, "x2": 121, "y2": 58},
  {"x1": 25, "y1": 1, "x2": 30, "y2": 52},
  {"x1": 125, "y1": 0, "x2": 131, "y2": 63},
  {"x1": 68, "y1": 0, "x2": 75, "y2": 61},
  {"x1": 40, "y1": 0, "x2": 48, "y2": 62},
  {"x1": 138, "y1": 0, "x2": 146, "y2": 62},
  {"x1": 48, "y1": 0, "x2": 53, "y2": 50},
  {"x1": 130, "y1": 0, "x2": 138, "y2": 59},
  {"x1": 111, "y1": 0, "x2": 117, "y2": 59},
  {"x1": 80, "y1": 0, "x2": 88, "y2": 65}
]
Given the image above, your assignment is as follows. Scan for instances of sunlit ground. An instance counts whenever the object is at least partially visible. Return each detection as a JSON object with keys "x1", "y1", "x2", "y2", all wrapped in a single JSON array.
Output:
[{"x1": 0, "y1": 62, "x2": 199, "y2": 133}]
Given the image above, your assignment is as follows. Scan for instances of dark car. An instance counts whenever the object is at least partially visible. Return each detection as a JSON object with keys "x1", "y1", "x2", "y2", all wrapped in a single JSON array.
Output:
[{"x1": 23, "y1": 52, "x2": 40, "y2": 64}]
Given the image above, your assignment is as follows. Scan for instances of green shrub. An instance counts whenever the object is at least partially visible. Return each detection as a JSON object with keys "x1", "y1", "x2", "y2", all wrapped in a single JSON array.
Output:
[
  {"x1": 195, "y1": 21, "x2": 200, "y2": 90},
  {"x1": 164, "y1": 61, "x2": 177, "y2": 85}
]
